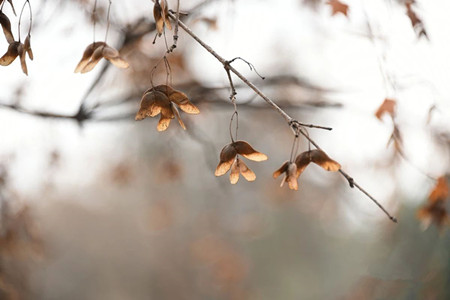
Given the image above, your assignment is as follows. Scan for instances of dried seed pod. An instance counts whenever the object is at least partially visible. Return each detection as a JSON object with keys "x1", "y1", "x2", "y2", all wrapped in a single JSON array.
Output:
[
  {"x1": 74, "y1": 42, "x2": 129, "y2": 73},
  {"x1": 153, "y1": 0, "x2": 172, "y2": 36},
  {"x1": 215, "y1": 141, "x2": 267, "y2": 181}
]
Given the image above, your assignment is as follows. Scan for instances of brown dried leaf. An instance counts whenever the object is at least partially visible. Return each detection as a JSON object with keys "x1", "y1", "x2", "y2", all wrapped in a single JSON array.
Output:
[
  {"x1": 375, "y1": 98, "x2": 396, "y2": 120},
  {"x1": 405, "y1": 2, "x2": 427, "y2": 39},
  {"x1": 417, "y1": 200, "x2": 449, "y2": 230},
  {"x1": 234, "y1": 141, "x2": 268, "y2": 162},
  {"x1": 326, "y1": 0, "x2": 349, "y2": 17},
  {"x1": 429, "y1": 176, "x2": 449, "y2": 203},
  {"x1": 0, "y1": 11, "x2": 14, "y2": 44},
  {"x1": 0, "y1": 41, "x2": 20, "y2": 66}
]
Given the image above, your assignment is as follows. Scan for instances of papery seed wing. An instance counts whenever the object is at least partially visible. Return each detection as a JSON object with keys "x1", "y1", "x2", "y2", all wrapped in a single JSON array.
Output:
[
  {"x1": 0, "y1": 11, "x2": 15, "y2": 44},
  {"x1": 229, "y1": 159, "x2": 240, "y2": 184},
  {"x1": 81, "y1": 46, "x2": 104, "y2": 73},
  {"x1": 135, "y1": 92, "x2": 157, "y2": 121},
  {"x1": 310, "y1": 149, "x2": 341, "y2": 171},
  {"x1": 286, "y1": 163, "x2": 298, "y2": 190},
  {"x1": 153, "y1": 1, "x2": 164, "y2": 35},
  {"x1": 24, "y1": 35, "x2": 33, "y2": 60},
  {"x1": 161, "y1": 0, "x2": 172, "y2": 30},
  {"x1": 215, "y1": 144, "x2": 237, "y2": 176},
  {"x1": 286, "y1": 175, "x2": 298, "y2": 190},
  {"x1": 150, "y1": 91, "x2": 170, "y2": 117},
  {"x1": 161, "y1": 103, "x2": 175, "y2": 120},
  {"x1": 294, "y1": 151, "x2": 312, "y2": 178},
  {"x1": 157, "y1": 115, "x2": 172, "y2": 131},
  {"x1": 273, "y1": 161, "x2": 289, "y2": 179},
  {"x1": 239, "y1": 160, "x2": 256, "y2": 182},
  {"x1": 102, "y1": 45, "x2": 120, "y2": 58},
  {"x1": 234, "y1": 141, "x2": 268, "y2": 162},
  {"x1": 172, "y1": 103, "x2": 186, "y2": 130},
  {"x1": 168, "y1": 90, "x2": 189, "y2": 105},
  {"x1": 106, "y1": 56, "x2": 129, "y2": 69},
  {"x1": 178, "y1": 102, "x2": 200, "y2": 115},
  {"x1": 18, "y1": 44, "x2": 28, "y2": 75},
  {"x1": 0, "y1": 41, "x2": 19, "y2": 66},
  {"x1": 154, "y1": 84, "x2": 174, "y2": 96}
]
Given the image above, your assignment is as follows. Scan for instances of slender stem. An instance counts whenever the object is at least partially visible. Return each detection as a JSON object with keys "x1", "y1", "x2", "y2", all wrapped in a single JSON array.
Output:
[
  {"x1": 104, "y1": 0, "x2": 112, "y2": 42},
  {"x1": 93, "y1": 0, "x2": 97, "y2": 43},
  {"x1": 169, "y1": 12, "x2": 397, "y2": 223},
  {"x1": 18, "y1": 0, "x2": 31, "y2": 42}
]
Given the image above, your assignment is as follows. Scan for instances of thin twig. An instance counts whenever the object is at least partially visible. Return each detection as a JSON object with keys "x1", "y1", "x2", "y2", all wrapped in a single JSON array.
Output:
[{"x1": 168, "y1": 12, "x2": 397, "y2": 223}]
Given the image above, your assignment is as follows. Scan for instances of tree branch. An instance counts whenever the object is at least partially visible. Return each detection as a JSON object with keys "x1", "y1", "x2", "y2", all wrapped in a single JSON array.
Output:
[{"x1": 168, "y1": 12, "x2": 397, "y2": 223}]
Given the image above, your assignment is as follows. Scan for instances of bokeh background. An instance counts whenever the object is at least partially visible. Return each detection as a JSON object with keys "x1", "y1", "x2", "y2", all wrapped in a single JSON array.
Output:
[{"x1": 0, "y1": 0, "x2": 449, "y2": 299}]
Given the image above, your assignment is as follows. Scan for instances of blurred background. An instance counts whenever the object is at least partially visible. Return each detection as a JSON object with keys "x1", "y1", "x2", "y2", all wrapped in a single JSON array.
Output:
[{"x1": 0, "y1": 0, "x2": 449, "y2": 299}]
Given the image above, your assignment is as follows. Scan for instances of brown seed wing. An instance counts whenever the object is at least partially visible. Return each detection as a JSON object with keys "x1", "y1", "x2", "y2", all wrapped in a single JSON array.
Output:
[
  {"x1": 286, "y1": 176, "x2": 298, "y2": 190},
  {"x1": 310, "y1": 149, "x2": 341, "y2": 171},
  {"x1": 18, "y1": 45, "x2": 28, "y2": 75},
  {"x1": 273, "y1": 161, "x2": 289, "y2": 179},
  {"x1": 234, "y1": 141, "x2": 268, "y2": 162},
  {"x1": 178, "y1": 102, "x2": 200, "y2": 115},
  {"x1": 157, "y1": 115, "x2": 171, "y2": 131},
  {"x1": 286, "y1": 163, "x2": 298, "y2": 190},
  {"x1": 0, "y1": 42, "x2": 19, "y2": 66},
  {"x1": 0, "y1": 11, "x2": 15, "y2": 44},
  {"x1": 171, "y1": 103, "x2": 186, "y2": 130},
  {"x1": 106, "y1": 56, "x2": 129, "y2": 69},
  {"x1": 239, "y1": 160, "x2": 256, "y2": 182},
  {"x1": 229, "y1": 159, "x2": 240, "y2": 184},
  {"x1": 168, "y1": 90, "x2": 189, "y2": 105},
  {"x1": 215, "y1": 144, "x2": 237, "y2": 176},
  {"x1": 80, "y1": 46, "x2": 104, "y2": 73},
  {"x1": 135, "y1": 91, "x2": 167, "y2": 120},
  {"x1": 153, "y1": 2, "x2": 164, "y2": 35},
  {"x1": 24, "y1": 35, "x2": 33, "y2": 60},
  {"x1": 294, "y1": 152, "x2": 312, "y2": 177}
]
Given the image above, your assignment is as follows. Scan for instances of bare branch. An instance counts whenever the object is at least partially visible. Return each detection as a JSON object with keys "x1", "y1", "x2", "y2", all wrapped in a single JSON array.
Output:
[{"x1": 168, "y1": 12, "x2": 397, "y2": 223}]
